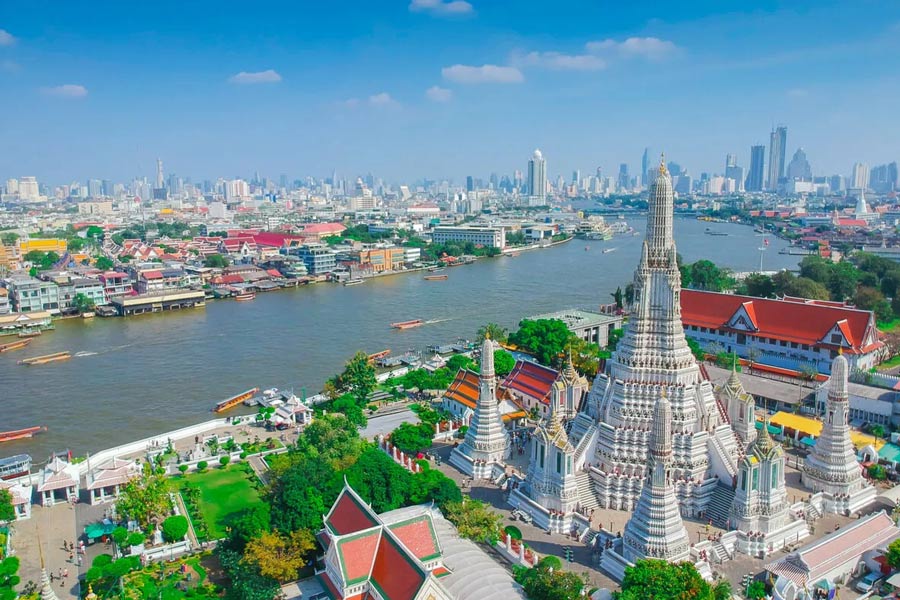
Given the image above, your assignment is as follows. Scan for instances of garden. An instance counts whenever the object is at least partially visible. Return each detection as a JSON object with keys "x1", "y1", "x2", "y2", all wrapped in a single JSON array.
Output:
[{"x1": 174, "y1": 463, "x2": 265, "y2": 541}]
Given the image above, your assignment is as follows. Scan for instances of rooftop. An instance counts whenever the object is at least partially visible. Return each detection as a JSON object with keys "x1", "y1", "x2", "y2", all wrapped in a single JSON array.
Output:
[{"x1": 529, "y1": 308, "x2": 621, "y2": 329}]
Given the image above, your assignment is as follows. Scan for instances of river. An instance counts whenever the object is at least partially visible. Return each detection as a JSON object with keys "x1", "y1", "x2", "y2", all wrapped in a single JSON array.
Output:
[{"x1": 1, "y1": 218, "x2": 798, "y2": 460}]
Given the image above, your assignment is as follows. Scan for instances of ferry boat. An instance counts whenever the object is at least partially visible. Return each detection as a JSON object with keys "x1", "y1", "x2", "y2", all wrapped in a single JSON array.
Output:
[
  {"x1": 0, "y1": 427, "x2": 47, "y2": 444},
  {"x1": 0, "y1": 338, "x2": 32, "y2": 353},
  {"x1": 391, "y1": 319, "x2": 424, "y2": 330},
  {"x1": 18, "y1": 329, "x2": 42, "y2": 338},
  {"x1": 602, "y1": 248, "x2": 617, "y2": 254},
  {"x1": 213, "y1": 387, "x2": 260, "y2": 413},
  {"x1": 424, "y1": 274, "x2": 448, "y2": 281},
  {"x1": 343, "y1": 279, "x2": 365, "y2": 286},
  {"x1": 234, "y1": 292, "x2": 256, "y2": 302},
  {"x1": 427, "y1": 266, "x2": 446, "y2": 273},
  {"x1": 0, "y1": 454, "x2": 32, "y2": 479},
  {"x1": 19, "y1": 351, "x2": 71, "y2": 365}
]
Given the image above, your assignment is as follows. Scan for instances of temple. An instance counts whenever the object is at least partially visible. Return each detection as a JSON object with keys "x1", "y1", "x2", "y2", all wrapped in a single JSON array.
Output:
[
  {"x1": 570, "y1": 157, "x2": 739, "y2": 517},
  {"x1": 802, "y1": 353, "x2": 876, "y2": 515},
  {"x1": 719, "y1": 363, "x2": 757, "y2": 448},
  {"x1": 730, "y1": 417, "x2": 809, "y2": 556},
  {"x1": 449, "y1": 336, "x2": 511, "y2": 479}
]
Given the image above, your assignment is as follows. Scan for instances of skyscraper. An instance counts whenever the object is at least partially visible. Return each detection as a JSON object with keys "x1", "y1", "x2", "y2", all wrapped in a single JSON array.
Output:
[
  {"x1": 766, "y1": 126, "x2": 787, "y2": 190},
  {"x1": 786, "y1": 148, "x2": 812, "y2": 181},
  {"x1": 527, "y1": 149, "x2": 546, "y2": 201},
  {"x1": 617, "y1": 163, "x2": 629, "y2": 191},
  {"x1": 156, "y1": 158, "x2": 164, "y2": 189},
  {"x1": 851, "y1": 162, "x2": 869, "y2": 190},
  {"x1": 725, "y1": 154, "x2": 744, "y2": 192},
  {"x1": 746, "y1": 145, "x2": 766, "y2": 192},
  {"x1": 466, "y1": 176, "x2": 474, "y2": 192},
  {"x1": 641, "y1": 147, "x2": 651, "y2": 187}
]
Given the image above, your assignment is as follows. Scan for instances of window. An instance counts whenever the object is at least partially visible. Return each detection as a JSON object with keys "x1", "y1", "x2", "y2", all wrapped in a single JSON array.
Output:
[
  {"x1": 539, "y1": 444, "x2": 544, "y2": 468},
  {"x1": 831, "y1": 333, "x2": 843, "y2": 344},
  {"x1": 772, "y1": 463, "x2": 778, "y2": 484},
  {"x1": 556, "y1": 452, "x2": 562, "y2": 474},
  {"x1": 752, "y1": 468, "x2": 759, "y2": 491},
  {"x1": 740, "y1": 470, "x2": 747, "y2": 491}
]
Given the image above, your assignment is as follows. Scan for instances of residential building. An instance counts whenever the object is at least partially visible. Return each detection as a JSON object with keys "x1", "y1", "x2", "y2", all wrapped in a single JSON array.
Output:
[
  {"x1": 5, "y1": 276, "x2": 60, "y2": 313},
  {"x1": 527, "y1": 149, "x2": 547, "y2": 201},
  {"x1": 98, "y1": 271, "x2": 133, "y2": 299},
  {"x1": 351, "y1": 247, "x2": 405, "y2": 272},
  {"x1": 292, "y1": 243, "x2": 337, "y2": 275},
  {"x1": 529, "y1": 308, "x2": 623, "y2": 348},
  {"x1": 680, "y1": 290, "x2": 883, "y2": 374},
  {"x1": 431, "y1": 225, "x2": 505, "y2": 249},
  {"x1": 53, "y1": 276, "x2": 107, "y2": 312}
]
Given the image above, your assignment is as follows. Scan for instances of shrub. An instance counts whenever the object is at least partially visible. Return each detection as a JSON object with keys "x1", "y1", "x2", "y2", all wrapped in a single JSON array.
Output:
[
  {"x1": 219, "y1": 456, "x2": 231, "y2": 467},
  {"x1": 91, "y1": 554, "x2": 113, "y2": 569},
  {"x1": 504, "y1": 525, "x2": 523, "y2": 540},
  {"x1": 111, "y1": 526, "x2": 128, "y2": 546},
  {"x1": 178, "y1": 464, "x2": 189, "y2": 474},
  {"x1": 161, "y1": 515, "x2": 189, "y2": 543},
  {"x1": 869, "y1": 464, "x2": 888, "y2": 480},
  {"x1": 197, "y1": 461, "x2": 208, "y2": 472},
  {"x1": 239, "y1": 451, "x2": 248, "y2": 460},
  {"x1": 126, "y1": 532, "x2": 145, "y2": 547},
  {"x1": 84, "y1": 567, "x2": 103, "y2": 583},
  {"x1": 539, "y1": 555, "x2": 562, "y2": 570}
]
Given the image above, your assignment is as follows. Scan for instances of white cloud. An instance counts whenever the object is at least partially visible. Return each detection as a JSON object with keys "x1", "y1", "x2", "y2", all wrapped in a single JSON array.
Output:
[
  {"x1": 0, "y1": 29, "x2": 15, "y2": 46},
  {"x1": 227, "y1": 69, "x2": 282, "y2": 84},
  {"x1": 425, "y1": 85, "x2": 452, "y2": 102},
  {"x1": 409, "y1": 0, "x2": 473, "y2": 16},
  {"x1": 341, "y1": 98, "x2": 361, "y2": 108},
  {"x1": 515, "y1": 51, "x2": 607, "y2": 71},
  {"x1": 585, "y1": 37, "x2": 680, "y2": 61},
  {"x1": 442, "y1": 64, "x2": 523, "y2": 84},
  {"x1": 369, "y1": 92, "x2": 398, "y2": 107},
  {"x1": 42, "y1": 84, "x2": 88, "y2": 98}
]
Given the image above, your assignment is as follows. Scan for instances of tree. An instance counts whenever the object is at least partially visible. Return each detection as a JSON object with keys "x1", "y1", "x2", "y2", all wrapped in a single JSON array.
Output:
[
  {"x1": 243, "y1": 529, "x2": 315, "y2": 583},
  {"x1": 335, "y1": 351, "x2": 377, "y2": 405},
  {"x1": 887, "y1": 538, "x2": 900, "y2": 570},
  {"x1": 0, "y1": 232, "x2": 19, "y2": 246},
  {"x1": 161, "y1": 515, "x2": 189, "y2": 542},
  {"x1": 0, "y1": 489, "x2": 14, "y2": 522},
  {"x1": 95, "y1": 256, "x2": 114, "y2": 270},
  {"x1": 344, "y1": 447, "x2": 413, "y2": 513},
  {"x1": 68, "y1": 237, "x2": 85, "y2": 252},
  {"x1": 624, "y1": 283, "x2": 635, "y2": 306},
  {"x1": 868, "y1": 464, "x2": 887, "y2": 480},
  {"x1": 799, "y1": 255, "x2": 832, "y2": 284},
  {"x1": 513, "y1": 557, "x2": 585, "y2": 600},
  {"x1": 616, "y1": 560, "x2": 713, "y2": 600},
  {"x1": 268, "y1": 456, "x2": 339, "y2": 532},
  {"x1": 446, "y1": 354, "x2": 475, "y2": 373},
  {"x1": 493, "y1": 349, "x2": 515, "y2": 376},
  {"x1": 442, "y1": 497, "x2": 502, "y2": 543},
  {"x1": 409, "y1": 467, "x2": 462, "y2": 508},
  {"x1": 686, "y1": 260, "x2": 734, "y2": 292},
  {"x1": 828, "y1": 260, "x2": 860, "y2": 301},
  {"x1": 477, "y1": 322, "x2": 508, "y2": 343},
  {"x1": 856, "y1": 286, "x2": 893, "y2": 322},
  {"x1": 390, "y1": 422, "x2": 434, "y2": 455},
  {"x1": 73, "y1": 293, "x2": 96, "y2": 314},
  {"x1": 217, "y1": 548, "x2": 280, "y2": 600},
  {"x1": 197, "y1": 460, "x2": 208, "y2": 471},
  {"x1": 509, "y1": 319, "x2": 573, "y2": 366},
  {"x1": 115, "y1": 467, "x2": 173, "y2": 530},
  {"x1": 296, "y1": 414, "x2": 365, "y2": 470},
  {"x1": 611, "y1": 286, "x2": 624, "y2": 310},
  {"x1": 220, "y1": 455, "x2": 231, "y2": 467},
  {"x1": 224, "y1": 505, "x2": 272, "y2": 553},
  {"x1": 742, "y1": 273, "x2": 775, "y2": 298},
  {"x1": 332, "y1": 393, "x2": 368, "y2": 428},
  {"x1": 0, "y1": 556, "x2": 20, "y2": 600},
  {"x1": 85, "y1": 225, "x2": 104, "y2": 239},
  {"x1": 786, "y1": 277, "x2": 830, "y2": 301},
  {"x1": 746, "y1": 580, "x2": 767, "y2": 599},
  {"x1": 204, "y1": 253, "x2": 229, "y2": 268}
]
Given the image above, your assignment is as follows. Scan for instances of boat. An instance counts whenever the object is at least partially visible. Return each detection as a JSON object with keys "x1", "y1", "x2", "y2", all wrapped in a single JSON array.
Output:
[
  {"x1": 584, "y1": 246, "x2": 590, "y2": 251},
  {"x1": 367, "y1": 349, "x2": 391, "y2": 362},
  {"x1": 343, "y1": 279, "x2": 365, "y2": 286},
  {"x1": 18, "y1": 351, "x2": 71, "y2": 366},
  {"x1": 424, "y1": 275, "x2": 448, "y2": 281},
  {"x1": 213, "y1": 387, "x2": 260, "y2": 413},
  {"x1": 81, "y1": 312, "x2": 95, "y2": 319},
  {"x1": 0, "y1": 427, "x2": 47, "y2": 444},
  {"x1": 427, "y1": 266, "x2": 446, "y2": 273},
  {"x1": 602, "y1": 248, "x2": 617, "y2": 254},
  {"x1": 18, "y1": 329, "x2": 42, "y2": 338},
  {"x1": 0, "y1": 338, "x2": 32, "y2": 353},
  {"x1": 704, "y1": 230, "x2": 729, "y2": 236},
  {"x1": 234, "y1": 292, "x2": 256, "y2": 301},
  {"x1": 391, "y1": 319, "x2": 424, "y2": 330},
  {"x1": 0, "y1": 454, "x2": 32, "y2": 479}
]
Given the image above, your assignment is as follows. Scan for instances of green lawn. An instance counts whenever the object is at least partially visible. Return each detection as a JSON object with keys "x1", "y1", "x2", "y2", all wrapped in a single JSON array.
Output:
[
  {"x1": 877, "y1": 354, "x2": 900, "y2": 370},
  {"x1": 174, "y1": 465, "x2": 264, "y2": 540}
]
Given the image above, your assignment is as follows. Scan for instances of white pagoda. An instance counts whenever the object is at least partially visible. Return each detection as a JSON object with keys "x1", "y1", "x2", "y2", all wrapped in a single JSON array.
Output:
[
  {"x1": 571, "y1": 158, "x2": 739, "y2": 517},
  {"x1": 449, "y1": 336, "x2": 510, "y2": 479},
  {"x1": 719, "y1": 363, "x2": 757, "y2": 448},
  {"x1": 802, "y1": 353, "x2": 876, "y2": 515},
  {"x1": 730, "y1": 419, "x2": 809, "y2": 557},
  {"x1": 600, "y1": 391, "x2": 692, "y2": 581}
]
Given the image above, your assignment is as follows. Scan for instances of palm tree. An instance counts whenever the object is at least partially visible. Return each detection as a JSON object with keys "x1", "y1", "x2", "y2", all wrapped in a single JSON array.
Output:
[{"x1": 476, "y1": 323, "x2": 508, "y2": 343}]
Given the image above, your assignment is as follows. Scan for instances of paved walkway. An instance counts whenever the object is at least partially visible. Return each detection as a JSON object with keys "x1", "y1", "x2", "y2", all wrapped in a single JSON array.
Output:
[{"x1": 11, "y1": 503, "x2": 79, "y2": 600}]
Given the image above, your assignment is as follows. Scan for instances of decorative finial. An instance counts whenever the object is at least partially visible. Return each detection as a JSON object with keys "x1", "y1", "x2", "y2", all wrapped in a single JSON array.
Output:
[
  {"x1": 838, "y1": 347, "x2": 843, "y2": 356},
  {"x1": 660, "y1": 387, "x2": 667, "y2": 399},
  {"x1": 485, "y1": 331, "x2": 491, "y2": 341},
  {"x1": 659, "y1": 153, "x2": 668, "y2": 176}
]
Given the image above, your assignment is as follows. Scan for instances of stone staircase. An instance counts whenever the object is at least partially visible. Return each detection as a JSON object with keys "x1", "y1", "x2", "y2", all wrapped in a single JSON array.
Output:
[
  {"x1": 705, "y1": 483, "x2": 736, "y2": 528},
  {"x1": 575, "y1": 471, "x2": 600, "y2": 511},
  {"x1": 568, "y1": 413, "x2": 597, "y2": 462},
  {"x1": 709, "y1": 539, "x2": 731, "y2": 563},
  {"x1": 581, "y1": 527, "x2": 600, "y2": 547},
  {"x1": 804, "y1": 502, "x2": 822, "y2": 523}
]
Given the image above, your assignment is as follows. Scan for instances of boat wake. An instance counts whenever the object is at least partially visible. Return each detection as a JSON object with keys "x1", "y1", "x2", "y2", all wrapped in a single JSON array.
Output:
[
  {"x1": 74, "y1": 351, "x2": 98, "y2": 357},
  {"x1": 425, "y1": 318, "x2": 453, "y2": 325}
]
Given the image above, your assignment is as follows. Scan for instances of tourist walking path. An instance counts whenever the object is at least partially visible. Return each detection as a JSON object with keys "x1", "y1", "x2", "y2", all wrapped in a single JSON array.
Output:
[{"x1": 11, "y1": 503, "x2": 79, "y2": 600}]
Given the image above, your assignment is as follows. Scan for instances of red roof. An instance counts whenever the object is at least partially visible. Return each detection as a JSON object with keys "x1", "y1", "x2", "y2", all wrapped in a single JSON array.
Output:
[
  {"x1": 443, "y1": 369, "x2": 480, "y2": 410},
  {"x1": 142, "y1": 270, "x2": 163, "y2": 279},
  {"x1": 388, "y1": 515, "x2": 440, "y2": 561},
  {"x1": 300, "y1": 222, "x2": 346, "y2": 235},
  {"x1": 337, "y1": 530, "x2": 382, "y2": 583},
  {"x1": 325, "y1": 486, "x2": 380, "y2": 536},
  {"x1": 681, "y1": 289, "x2": 882, "y2": 354},
  {"x1": 502, "y1": 360, "x2": 559, "y2": 405},
  {"x1": 369, "y1": 532, "x2": 427, "y2": 600},
  {"x1": 266, "y1": 268, "x2": 283, "y2": 278},
  {"x1": 213, "y1": 274, "x2": 245, "y2": 285},
  {"x1": 252, "y1": 232, "x2": 306, "y2": 248}
]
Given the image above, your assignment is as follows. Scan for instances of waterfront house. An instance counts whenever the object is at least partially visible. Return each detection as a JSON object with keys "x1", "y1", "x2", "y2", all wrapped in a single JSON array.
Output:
[
  {"x1": 291, "y1": 243, "x2": 338, "y2": 275},
  {"x1": 219, "y1": 236, "x2": 258, "y2": 261},
  {"x1": 0, "y1": 310, "x2": 52, "y2": 333},
  {"x1": 681, "y1": 290, "x2": 883, "y2": 374},
  {"x1": 98, "y1": 271, "x2": 133, "y2": 299},
  {"x1": 0, "y1": 288, "x2": 9, "y2": 314},
  {"x1": 0, "y1": 479, "x2": 33, "y2": 520},
  {"x1": 85, "y1": 457, "x2": 139, "y2": 505},
  {"x1": 5, "y1": 275, "x2": 60, "y2": 314},
  {"x1": 37, "y1": 456, "x2": 80, "y2": 506}
]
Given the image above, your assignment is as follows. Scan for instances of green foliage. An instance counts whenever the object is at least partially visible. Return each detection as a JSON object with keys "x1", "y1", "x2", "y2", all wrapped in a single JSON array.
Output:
[
  {"x1": 856, "y1": 286, "x2": 892, "y2": 322},
  {"x1": 616, "y1": 560, "x2": 715, "y2": 600},
  {"x1": 0, "y1": 490, "x2": 14, "y2": 522},
  {"x1": 220, "y1": 455, "x2": 231, "y2": 467},
  {"x1": 740, "y1": 272, "x2": 776, "y2": 298},
  {"x1": 611, "y1": 286, "x2": 624, "y2": 309},
  {"x1": 510, "y1": 318, "x2": 574, "y2": 366},
  {"x1": 504, "y1": 525, "x2": 522, "y2": 540},
  {"x1": 73, "y1": 292, "x2": 96, "y2": 313},
  {"x1": 197, "y1": 461, "x2": 208, "y2": 471},
  {"x1": 332, "y1": 351, "x2": 377, "y2": 405},
  {"x1": 442, "y1": 497, "x2": 502, "y2": 544},
  {"x1": 344, "y1": 448, "x2": 413, "y2": 513},
  {"x1": 112, "y1": 526, "x2": 129, "y2": 546},
  {"x1": 887, "y1": 538, "x2": 900, "y2": 570},
  {"x1": 476, "y1": 322, "x2": 509, "y2": 343},
  {"x1": 216, "y1": 547, "x2": 280, "y2": 600},
  {"x1": 179, "y1": 464, "x2": 189, "y2": 474},
  {"x1": 493, "y1": 349, "x2": 515, "y2": 376},
  {"x1": 391, "y1": 367, "x2": 456, "y2": 391},
  {"x1": 204, "y1": 253, "x2": 229, "y2": 268},
  {"x1": 0, "y1": 233, "x2": 18, "y2": 246},
  {"x1": 161, "y1": 515, "x2": 189, "y2": 542},
  {"x1": 176, "y1": 465, "x2": 263, "y2": 541},
  {"x1": 869, "y1": 464, "x2": 887, "y2": 480},
  {"x1": 331, "y1": 393, "x2": 368, "y2": 427},
  {"x1": 513, "y1": 557, "x2": 585, "y2": 600},
  {"x1": 116, "y1": 467, "x2": 173, "y2": 530},
  {"x1": 222, "y1": 505, "x2": 271, "y2": 553},
  {"x1": 0, "y1": 556, "x2": 20, "y2": 600},
  {"x1": 746, "y1": 580, "x2": 767, "y2": 600},
  {"x1": 23, "y1": 250, "x2": 61, "y2": 270},
  {"x1": 390, "y1": 422, "x2": 434, "y2": 455},
  {"x1": 95, "y1": 256, "x2": 114, "y2": 270},
  {"x1": 126, "y1": 532, "x2": 145, "y2": 547},
  {"x1": 92, "y1": 554, "x2": 113, "y2": 569},
  {"x1": 682, "y1": 259, "x2": 735, "y2": 292},
  {"x1": 446, "y1": 354, "x2": 476, "y2": 373}
]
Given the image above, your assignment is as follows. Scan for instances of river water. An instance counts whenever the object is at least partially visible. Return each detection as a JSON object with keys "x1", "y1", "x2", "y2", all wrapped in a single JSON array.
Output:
[{"x1": 2, "y1": 218, "x2": 798, "y2": 459}]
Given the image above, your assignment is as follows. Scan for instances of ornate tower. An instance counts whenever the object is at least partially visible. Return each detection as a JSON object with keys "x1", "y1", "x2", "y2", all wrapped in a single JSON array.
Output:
[
  {"x1": 731, "y1": 420, "x2": 809, "y2": 556},
  {"x1": 621, "y1": 391, "x2": 692, "y2": 564},
  {"x1": 450, "y1": 336, "x2": 511, "y2": 478},
  {"x1": 524, "y1": 403, "x2": 579, "y2": 516},
  {"x1": 802, "y1": 353, "x2": 876, "y2": 515},
  {"x1": 720, "y1": 363, "x2": 757, "y2": 448},
  {"x1": 585, "y1": 156, "x2": 738, "y2": 514}
]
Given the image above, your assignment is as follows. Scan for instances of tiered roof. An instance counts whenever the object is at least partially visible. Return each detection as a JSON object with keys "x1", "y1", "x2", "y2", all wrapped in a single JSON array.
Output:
[
  {"x1": 503, "y1": 360, "x2": 558, "y2": 406},
  {"x1": 443, "y1": 369, "x2": 526, "y2": 422}
]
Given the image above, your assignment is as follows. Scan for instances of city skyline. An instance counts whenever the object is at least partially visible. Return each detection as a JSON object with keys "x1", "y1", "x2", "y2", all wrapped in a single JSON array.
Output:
[{"x1": 1, "y1": 1, "x2": 899, "y2": 182}]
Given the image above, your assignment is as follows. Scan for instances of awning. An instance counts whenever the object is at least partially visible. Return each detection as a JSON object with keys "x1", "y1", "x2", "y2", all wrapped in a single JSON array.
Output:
[
  {"x1": 84, "y1": 521, "x2": 116, "y2": 539},
  {"x1": 800, "y1": 436, "x2": 816, "y2": 447}
]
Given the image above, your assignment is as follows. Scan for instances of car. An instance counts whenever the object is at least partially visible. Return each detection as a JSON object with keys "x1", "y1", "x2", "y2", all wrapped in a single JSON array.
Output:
[{"x1": 855, "y1": 571, "x2": 882, "y2": 593}]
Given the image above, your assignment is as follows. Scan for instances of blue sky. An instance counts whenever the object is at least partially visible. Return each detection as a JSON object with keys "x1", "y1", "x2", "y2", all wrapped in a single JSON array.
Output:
[{"x1": 1, "y1": 0, "x2": 898, "y2": 185}]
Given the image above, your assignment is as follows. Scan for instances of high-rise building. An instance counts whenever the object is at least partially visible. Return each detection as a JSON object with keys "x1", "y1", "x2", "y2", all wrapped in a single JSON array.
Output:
[
  {"x1": 851, "y1": 162, "x2": 869, "y2": 190},
  {"x1": 617, "y1": 163, "x2": 629, "y2": 191},
  {"x1": 466, "y1": 176, "x2": 474, "y2": 192},
  {"x1": 724, "y1": 154, "x2": 744, "y2": 192},
  {"x1": 786, "y1": 148, "x2": 812, "y2": 181},
  {"x1": 527, "y1": 149, "x2": 547, "y2": 201},
  {"x1": 746, "y1": 145, "x2": 766, "y2": 192},
  {"x1": 87, "y1": 179, "x2": 103, "y2": 198},
  {"x1": 642, "y1": 147, "x2": 651, "y2": 187},
  {"x1": 18, "y1": 177, "x2": 40, "y2": 202},
  {"x1": 767, "y1": 126, "x2": 787, "y2": 190},
  {"x1": 572, "y1": 169, "x2": 580, "y2": 185},
  {"x1": 156, "y1": 158, "x2": 164, "y2": 189}
]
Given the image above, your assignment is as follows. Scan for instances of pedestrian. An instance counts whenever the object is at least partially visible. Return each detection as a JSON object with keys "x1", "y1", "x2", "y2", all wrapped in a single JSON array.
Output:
[
  {"x1": 63, "y1": 569, "x2": 68, "y2": 578},
  {"x1": 69, "y1": 553, "x2": 74, "y2": 563}
]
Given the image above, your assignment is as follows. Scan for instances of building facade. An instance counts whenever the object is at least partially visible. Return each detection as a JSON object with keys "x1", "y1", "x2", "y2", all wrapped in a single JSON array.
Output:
[{"x1": 431, "y1": 226, "x2": 506, "y2": 249}]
